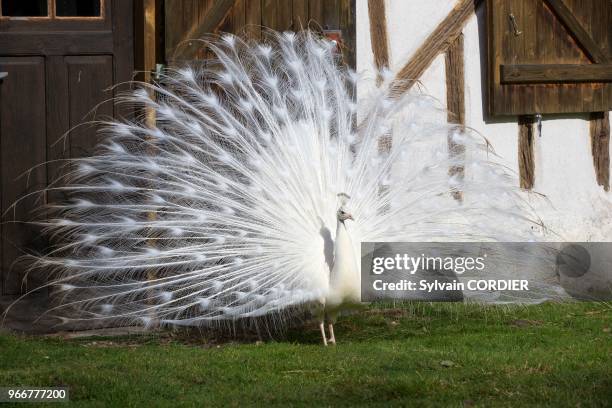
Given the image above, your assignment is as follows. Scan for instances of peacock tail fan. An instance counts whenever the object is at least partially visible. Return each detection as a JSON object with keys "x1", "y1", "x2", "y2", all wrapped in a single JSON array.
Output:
[{"x1": 6, "y1": 30, "x2": 559, "y2": 332}]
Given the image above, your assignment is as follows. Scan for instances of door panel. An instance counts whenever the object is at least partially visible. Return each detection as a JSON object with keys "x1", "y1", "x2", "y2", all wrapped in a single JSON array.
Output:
[
  {"x1": 66, "y1": 55, "x2": 114, "y2": 158},
  {"x1": 0, "y1": 57, "x2": 47, "y2": 295}
]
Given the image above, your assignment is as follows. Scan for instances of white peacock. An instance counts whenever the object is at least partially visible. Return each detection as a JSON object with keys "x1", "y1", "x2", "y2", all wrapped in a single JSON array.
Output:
[{"x1": 12, "y1": 31, "x2": 549, "y2": 345}]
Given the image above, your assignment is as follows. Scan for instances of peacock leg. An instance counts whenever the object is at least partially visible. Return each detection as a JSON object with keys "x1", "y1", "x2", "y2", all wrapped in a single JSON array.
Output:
[
  {"x1": 328, "y1": 323, "x2": 336, "y2": 345},
  {"x1": 319, "y1": 322, "x2": 328, "y2": 346}
]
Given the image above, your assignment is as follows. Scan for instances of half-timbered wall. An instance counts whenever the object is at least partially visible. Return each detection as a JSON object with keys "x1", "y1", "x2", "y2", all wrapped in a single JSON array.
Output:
[{"x1": 358, "y1": 0, "x2": 612, "y2": 240}]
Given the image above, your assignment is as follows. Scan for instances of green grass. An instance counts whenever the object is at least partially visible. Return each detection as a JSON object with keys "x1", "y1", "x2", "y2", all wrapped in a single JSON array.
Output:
[{"x1": 1, "y1": 302, "x2": 610, "y2": 407}]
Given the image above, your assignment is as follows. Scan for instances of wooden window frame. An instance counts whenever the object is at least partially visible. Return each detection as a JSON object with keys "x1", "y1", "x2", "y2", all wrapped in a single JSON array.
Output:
[
  {"x1": 0, "y1": 0, "x2": 105, "y2": 21},
  {"x1": 0, "y1": 0, "x2": 52, "y2": 20},
  {"x1": 54, "y1": 0, "x2": 105, "y2": 20}
]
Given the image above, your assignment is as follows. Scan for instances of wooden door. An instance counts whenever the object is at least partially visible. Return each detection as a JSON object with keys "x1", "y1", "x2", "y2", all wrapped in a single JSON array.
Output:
[
  {"x1": 0, "y1": 0, "x2": 134, "y2": 295},
  {"x1": 164, "y1": 0, "x2": 356, "y2": 68},
  {"x1": 487, "y1": 0, "x2": 612, "y2": 116}
]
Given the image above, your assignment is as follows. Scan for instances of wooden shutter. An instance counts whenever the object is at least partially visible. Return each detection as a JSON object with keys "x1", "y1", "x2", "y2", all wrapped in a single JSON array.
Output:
[{"x1": 487, "y1": 0, "x2": 612, "y2": 116}]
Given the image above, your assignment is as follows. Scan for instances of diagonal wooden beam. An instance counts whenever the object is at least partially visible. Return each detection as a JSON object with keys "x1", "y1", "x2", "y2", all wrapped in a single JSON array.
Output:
[
  {"x1": 174, "y1": 0, "x2": 236, "y2": 61},
  {"x1": 390, "y1": 0, "x2": 482, "y2": 95},
  {"x1": 367, "y1": 0, "x2": 390, "y2": 85},
  {"x1": 368, "y1": 0, "x2": 392, "y2": 155},
  {"x1": 543, "y1": 0, "x2": 609, "y2": 64}
]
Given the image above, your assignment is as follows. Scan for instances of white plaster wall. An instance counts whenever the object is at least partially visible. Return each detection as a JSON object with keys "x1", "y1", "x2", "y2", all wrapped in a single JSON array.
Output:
[{"x1": 357, "y1": 0, "x2": 612, "y2": 241}]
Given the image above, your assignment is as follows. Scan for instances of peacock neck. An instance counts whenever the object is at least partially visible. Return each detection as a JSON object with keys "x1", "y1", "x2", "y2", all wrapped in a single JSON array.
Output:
[{"x1": 328, "y1": 219, "x2": 360, "y2": 305}]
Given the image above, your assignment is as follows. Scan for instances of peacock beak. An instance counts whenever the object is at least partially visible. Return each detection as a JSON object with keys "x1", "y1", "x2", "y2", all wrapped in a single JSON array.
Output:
[{"x1": 346, "y1": 213, "x2": 354, "y2": 221}]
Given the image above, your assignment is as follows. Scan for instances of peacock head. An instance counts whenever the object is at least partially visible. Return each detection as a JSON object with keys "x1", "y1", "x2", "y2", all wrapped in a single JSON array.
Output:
[
  {"x1": 336, "y1": 193, "x2": 354, "y2": 222},
  {"x1": 337, "y1": 207, "x2": 354, "y2": 222}
]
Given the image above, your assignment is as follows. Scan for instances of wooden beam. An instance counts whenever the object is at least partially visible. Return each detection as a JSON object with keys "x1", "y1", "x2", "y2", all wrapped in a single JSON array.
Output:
[
  {"x1": 142, "y1": 0, "x2": 158, "y2": 201},
  {"x1": 142, "y1": 0, "x2": 157, "y2": 84},
  {"x1": 518, "y1": 116, "x2": 536, "y2": 190},
  {"x1": 174, "y1": 0, "x2": 235, "y2": 61},
  {"x1": 141, "y1": 0, "x2": 159, "y2": 309},
  {"x1": 367, "y1": 0, "x2": 390, "y2": 84},
  {"x1": 501, "y1": 64, "x2": 612, "y2": 84},
  {"x1": 0, "y1": 32, "x2": 114, "y2": 55},
  {"x1": 543, "y1": 0, "x2": 609, "y2": 64},
  {"x1": 391, "y1": 0, "x2": 481, "y2": 95},
  {"x1": 445, "y1": 34, "x2": 466, "y2": 200},
  {"x1": 589, "y1": 112, "x2": 610, "y2": 191}
]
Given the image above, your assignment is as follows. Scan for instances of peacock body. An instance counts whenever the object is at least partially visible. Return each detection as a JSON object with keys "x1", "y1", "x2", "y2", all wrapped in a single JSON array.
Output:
[{"x1": 14, "y1": 31, "x2": 554, "y2": 342}]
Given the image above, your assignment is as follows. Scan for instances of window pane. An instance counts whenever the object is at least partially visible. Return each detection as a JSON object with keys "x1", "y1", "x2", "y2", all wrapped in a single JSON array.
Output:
[
  {"x1": 1, "y1": 0, "x2": 48, "y2": 16},
  {"x1": 56, "y1": 0, "x2": 101, "y2": 17}
]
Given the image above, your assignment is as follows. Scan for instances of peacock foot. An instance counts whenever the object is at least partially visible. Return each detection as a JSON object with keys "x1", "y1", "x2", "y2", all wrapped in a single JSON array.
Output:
[
  {"x1": 319, "y1": 322, "x2": 328, "y2": 346},
  {"x1": 327, "y1": 323, "x2": 336, "y2": 345}
]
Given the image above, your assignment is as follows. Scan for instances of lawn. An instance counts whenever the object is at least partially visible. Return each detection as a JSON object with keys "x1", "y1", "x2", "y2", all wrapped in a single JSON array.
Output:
[{"x1": 0, "y1": 302, "x2": 610, "y2": 407}]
